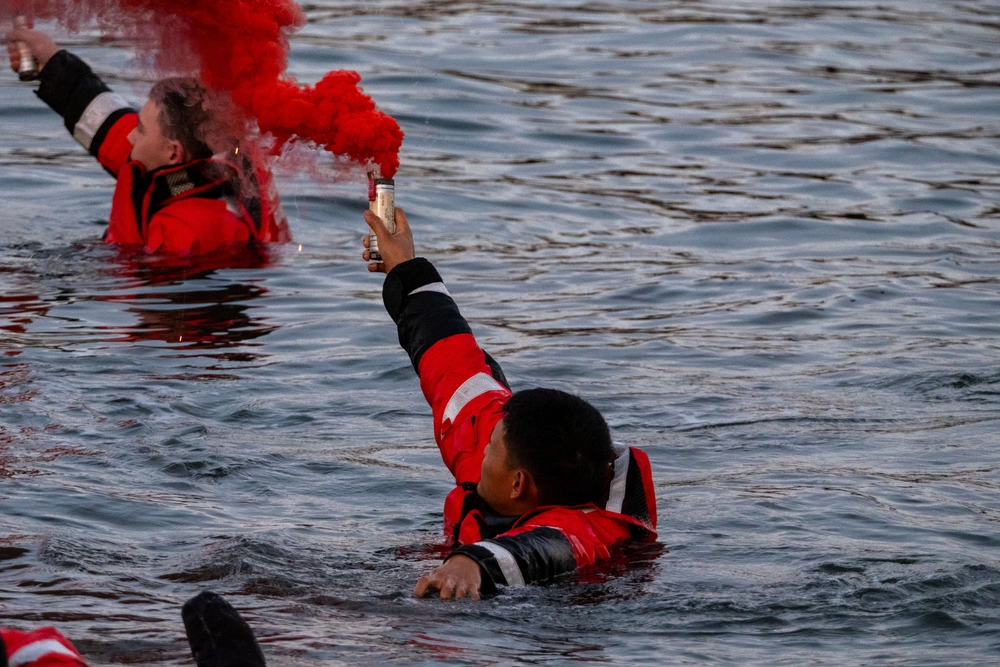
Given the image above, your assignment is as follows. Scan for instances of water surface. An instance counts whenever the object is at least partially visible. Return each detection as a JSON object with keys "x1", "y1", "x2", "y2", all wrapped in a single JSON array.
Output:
[{"x1": 1, "y1": 1, "x2": 999, "y2": 664}]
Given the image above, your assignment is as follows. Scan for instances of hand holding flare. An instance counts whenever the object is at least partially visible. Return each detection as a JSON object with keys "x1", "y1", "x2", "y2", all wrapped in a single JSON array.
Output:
[{"x1": 363, "y1": 207, "x2": 413, "y2": 275}]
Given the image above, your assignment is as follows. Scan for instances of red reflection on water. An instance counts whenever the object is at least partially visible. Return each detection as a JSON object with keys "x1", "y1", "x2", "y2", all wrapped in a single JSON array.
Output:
[
  {"x1": 0, "y1": 294, "x2": 49, "y2": 337},
  {"x1": 107, "y1": 243, "x2": 276, "y2": 278},
  {"x1": 0, "y1": 244, "x2": 280, "y2": 351},
  {"x1": 0, "y1": 417, "x2": 104, "y2": 479},
  {"x1": 0, "y1": 245, "x2": 280, "y2": 475},
  {"x1": 406, "y1": 634, "x2": 469, "y2": 662},
  {"x1": 0, "y1": 423, "x2": 42, "y2": 479},
  {"x1": 107, "y1": 245, "x2": 281, "y2": 349},
  {"x1": 0, "y1": 364, "x2": 36, "y2": 404}
]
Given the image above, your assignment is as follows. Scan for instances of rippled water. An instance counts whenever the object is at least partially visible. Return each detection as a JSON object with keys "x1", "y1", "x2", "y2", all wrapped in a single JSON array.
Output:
[{"x1": 2, "y1": 1, "x2": 999, "y2": 664}]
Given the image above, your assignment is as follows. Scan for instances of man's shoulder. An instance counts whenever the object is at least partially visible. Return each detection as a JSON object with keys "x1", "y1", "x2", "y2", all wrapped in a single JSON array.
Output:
[{"x1": 515, "y1": 503, "x2": 656, "y2": 544}]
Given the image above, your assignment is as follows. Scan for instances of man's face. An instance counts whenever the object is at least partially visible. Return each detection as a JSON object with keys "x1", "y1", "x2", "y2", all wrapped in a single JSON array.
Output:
[
  {"x1": 127, "y1": 100, "x2": 181, "y2": 171},
  {"x1": 477, "y1": 419, "x2": 520, "y2": 515}
]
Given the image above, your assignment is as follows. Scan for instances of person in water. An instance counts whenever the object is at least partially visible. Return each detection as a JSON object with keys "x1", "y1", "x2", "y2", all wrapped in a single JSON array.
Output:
[
  {"x1": 363, "y1": 208, "x2": 658, "y2": 599},
  {"x1": 1, "y1": 591, "x2": 267, "y2": 667},
  {"x1": 6, "y1": 28, "x2": 290, "y2": 256}
]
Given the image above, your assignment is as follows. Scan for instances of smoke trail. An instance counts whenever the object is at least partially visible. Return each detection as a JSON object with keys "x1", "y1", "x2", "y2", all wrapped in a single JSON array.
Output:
[{"x1": 7, "y1": 0, "x2": 404, "y2": 177}]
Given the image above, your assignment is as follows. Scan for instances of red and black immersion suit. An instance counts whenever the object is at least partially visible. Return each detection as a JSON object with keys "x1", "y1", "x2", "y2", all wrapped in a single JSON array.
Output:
[
  {"x1": 34, "y1": 50, "x2": 291, "y2": 256},
  {"x1": 0, "y1": 627, "x2": 88, "y2": 666},
  {"x1": 383, "y1": 258, "x2": 658, "y2": 592}
]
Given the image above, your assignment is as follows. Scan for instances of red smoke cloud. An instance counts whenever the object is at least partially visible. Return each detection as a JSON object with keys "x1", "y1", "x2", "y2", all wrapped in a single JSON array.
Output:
[{"x1": 8, "y1": 0, "x2": 403, "y2": 177}]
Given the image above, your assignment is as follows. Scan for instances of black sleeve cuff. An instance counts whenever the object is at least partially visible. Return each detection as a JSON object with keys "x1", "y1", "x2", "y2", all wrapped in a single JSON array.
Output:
[
  {"x1": 36, "y1": 50, "x2": 112, "y2": 133},
  {"x1": 450, "y1": 527, "x2": 579, "y2": 591},
  {"x1": 382, "y1": 257, "x2": 443, "y2": 323},
  {"x1": 383, "y1": 256, "x2": 474, "y2": 370},
  {"x1": 491, "y1": 528, "x2": 578, "y2": 583},
  {"x1": 447, "y1": 544, "x2": 503, "y2": 595}
]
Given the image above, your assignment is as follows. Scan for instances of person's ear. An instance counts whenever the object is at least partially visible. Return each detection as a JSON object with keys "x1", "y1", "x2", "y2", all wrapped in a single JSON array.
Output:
[
  {"x1": 510, "y1": 469, "x2": 536, "y2": 501},
  {"x1": 166, "y1": 139, "x2": 185, "y2": 165}
]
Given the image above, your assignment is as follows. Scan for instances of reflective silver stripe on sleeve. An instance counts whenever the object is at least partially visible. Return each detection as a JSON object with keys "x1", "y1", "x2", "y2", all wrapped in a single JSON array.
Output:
[
  {"x1": 442, "y1": 372, "x2": 506, "y2": 424},
  {"x1": 9, "y1": 639, "x2": 78, "y2": 667},
  {"x1": 408, "y1": 282, "x2": 451, "y2": 298},
  {"x1": 72, "y1": 91, "x2": 132, "y2": 151},
  {"x1": 477, "y1": 541, "x2": 525, "y2": 587},
  {"x1": 605, "y1": 441, "x2": 630, "y2": 514}
]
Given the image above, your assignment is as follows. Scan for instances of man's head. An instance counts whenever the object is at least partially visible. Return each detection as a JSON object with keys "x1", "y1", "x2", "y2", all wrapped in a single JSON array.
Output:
[
  {"x1": 128, "y1": 78, "x2": 215, "y2": 171},
  {"x1": 477, "y1": 388, "x2": 614, "y2": 515}
]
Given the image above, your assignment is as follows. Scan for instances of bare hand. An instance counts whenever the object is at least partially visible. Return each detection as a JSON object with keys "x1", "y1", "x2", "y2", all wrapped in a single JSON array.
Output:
[
  {"x1": 7, "y1": 28, "x2": 59, "y2": 74},
  {"x1": 362, "y1": 206, "x2": 414, "y2": 275},
  {"x1": 413, "y1": 555, "x2": 483, "y2": 600}
]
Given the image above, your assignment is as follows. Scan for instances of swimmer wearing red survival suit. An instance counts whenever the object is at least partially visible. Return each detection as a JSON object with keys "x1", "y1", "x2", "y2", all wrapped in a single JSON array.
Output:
[
  {"x1": 363, "y1": 209, "x2": 658, "y2": 599},
  {"x1": 6, "y1": 29, "x2": 290, "y2": 257}
]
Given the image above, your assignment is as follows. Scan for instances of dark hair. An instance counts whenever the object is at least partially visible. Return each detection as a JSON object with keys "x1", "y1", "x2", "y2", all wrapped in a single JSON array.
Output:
[
  {"x1": 149, "y1": 77, "x2": 215, "y2": 161},
  {"x1": 502, "y1": 388, "x2": 614, "y2": 507}
]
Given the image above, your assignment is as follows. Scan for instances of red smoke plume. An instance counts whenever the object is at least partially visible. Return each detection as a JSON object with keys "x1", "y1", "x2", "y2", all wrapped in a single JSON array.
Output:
[{"x1": 7, "y1": 0, "x2": 403, "y2": 177}]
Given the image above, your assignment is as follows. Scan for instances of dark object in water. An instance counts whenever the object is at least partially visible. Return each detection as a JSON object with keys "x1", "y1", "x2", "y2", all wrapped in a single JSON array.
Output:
[{"x1": 182, "y1": 591, "x2": 267, "y2": 667}]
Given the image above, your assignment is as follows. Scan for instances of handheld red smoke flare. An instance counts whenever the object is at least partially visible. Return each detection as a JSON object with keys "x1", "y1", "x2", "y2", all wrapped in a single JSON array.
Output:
[
  {"x1": 367, "y1": 170, "x2": 395, "y2": 263},
  {"x1": 13, "y1": 15, "x2": 39, "y2": 80},
  {"x1": 11, "y1": 1, "x2": 39, "y2": 81}
]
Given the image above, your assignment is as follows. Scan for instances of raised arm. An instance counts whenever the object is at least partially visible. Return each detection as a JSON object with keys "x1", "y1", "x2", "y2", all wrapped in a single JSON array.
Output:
[
  {"x1": 365, "y1": 209, "x2": 511, "y2": 483},
  {"x1": 7, "y1": 29, "x2": 136, "y2": 175}
]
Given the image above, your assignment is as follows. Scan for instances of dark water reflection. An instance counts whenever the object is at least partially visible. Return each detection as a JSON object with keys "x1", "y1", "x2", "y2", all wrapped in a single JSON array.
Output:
[
  {"x1": 2, "y1": 0, "x2": 1000, "y2": 665},
  {"x1": 2, "y1": 245, "x2": 277, "y2": 351}
]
